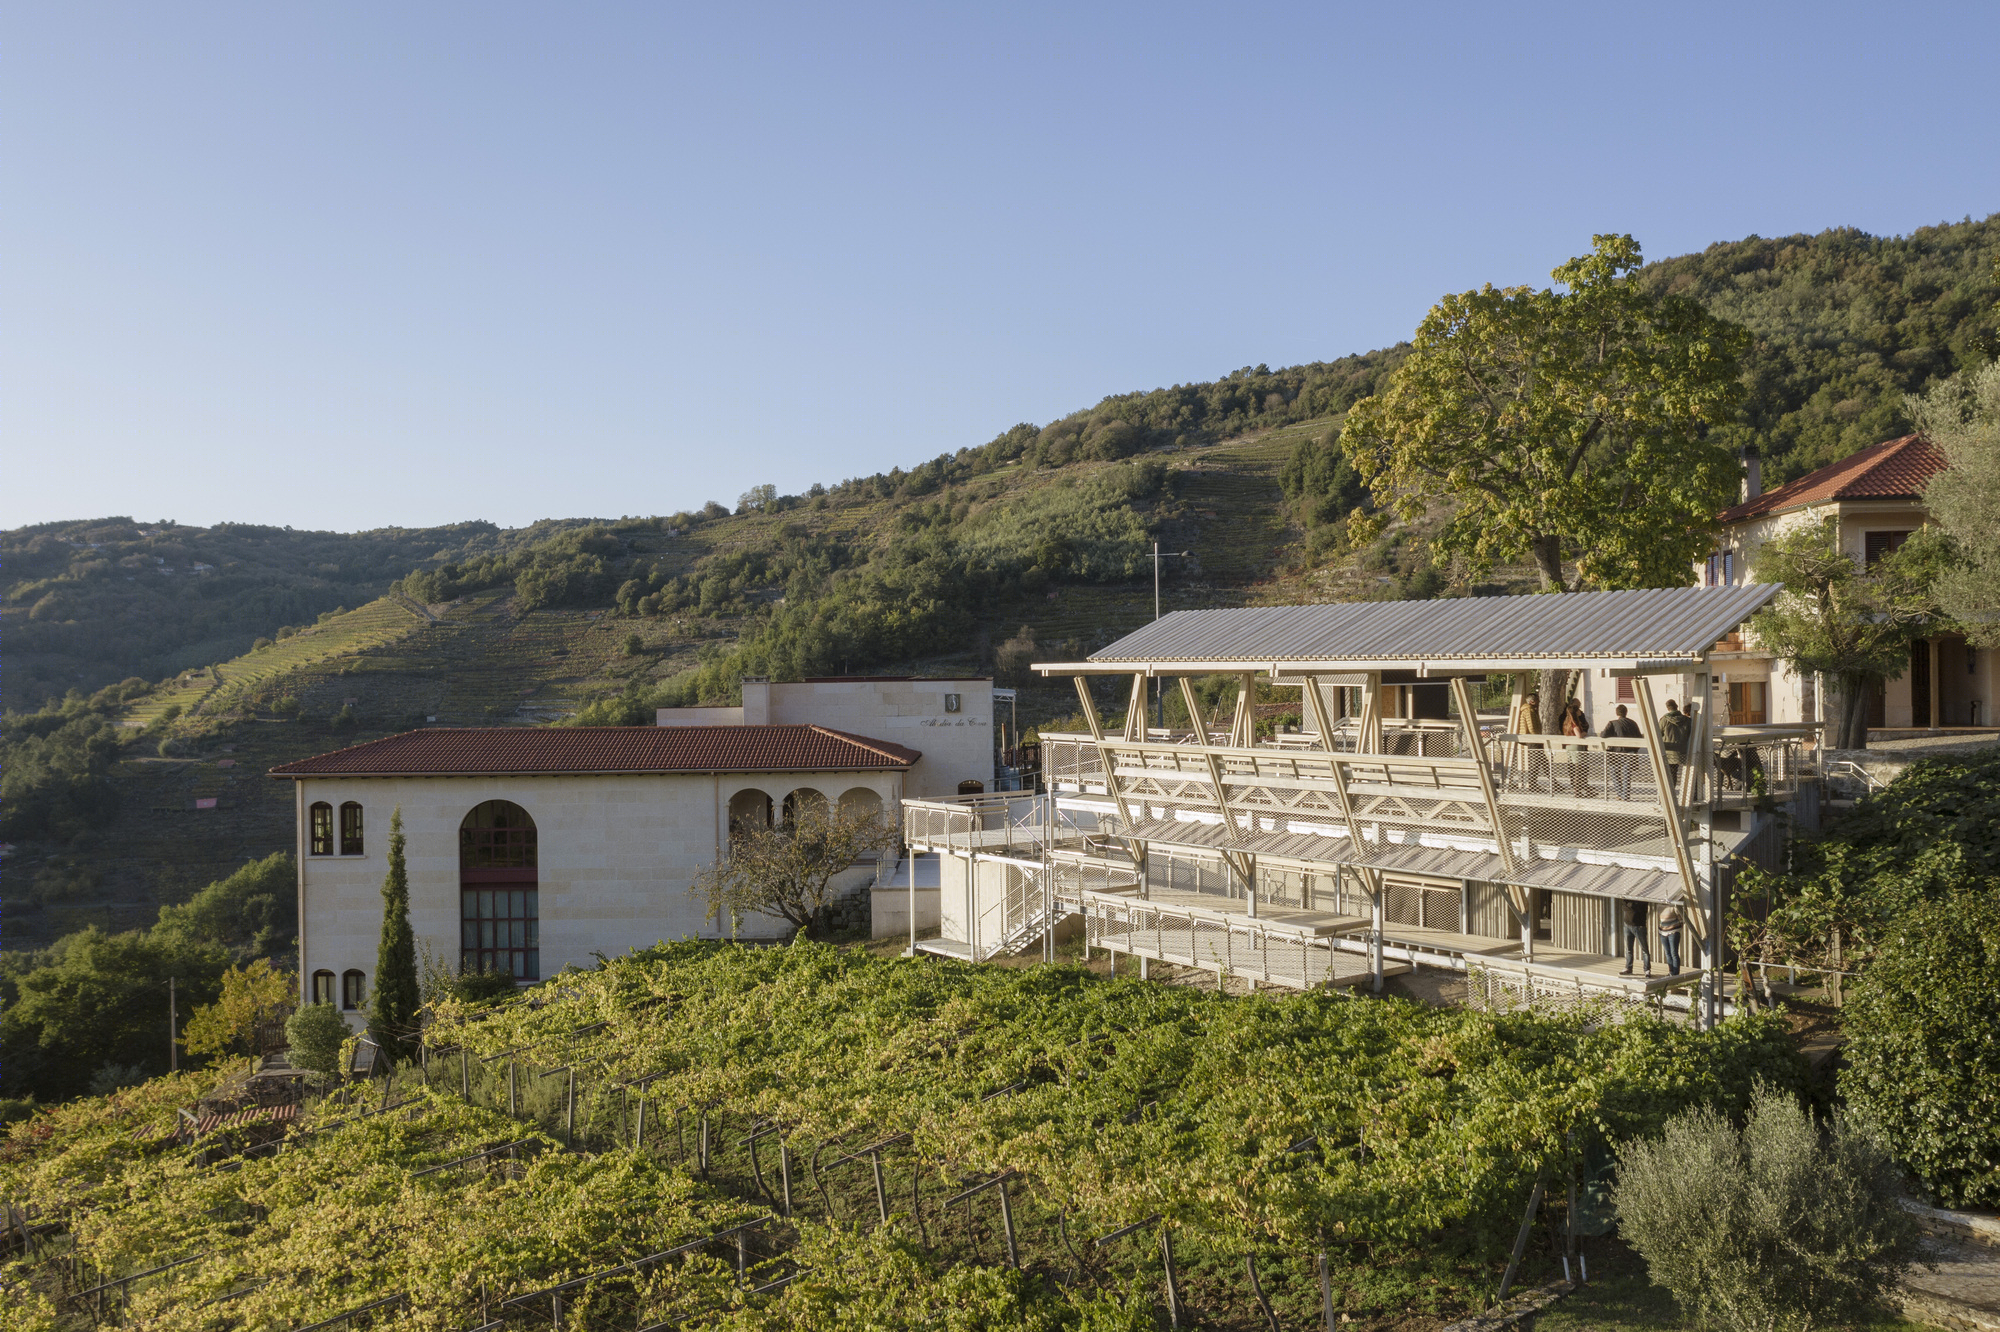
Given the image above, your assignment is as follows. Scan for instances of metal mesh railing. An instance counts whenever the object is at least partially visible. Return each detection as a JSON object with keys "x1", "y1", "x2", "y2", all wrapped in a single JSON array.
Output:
[
  {"x1": 1464, "y1": 964, "x2": 1693, "y2": 1024},
  {"x1": 1085, "y1": 899, "x2": 1374, "y2": 991}
]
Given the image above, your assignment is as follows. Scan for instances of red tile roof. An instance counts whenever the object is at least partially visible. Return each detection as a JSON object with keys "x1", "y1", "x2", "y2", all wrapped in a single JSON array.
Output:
[
  {"x1": 270, "y1": 725, "x2": 921, "y2": 778},
  {"x1": 1718, "y1": 435, "x2": 1945, "y2": 523}
]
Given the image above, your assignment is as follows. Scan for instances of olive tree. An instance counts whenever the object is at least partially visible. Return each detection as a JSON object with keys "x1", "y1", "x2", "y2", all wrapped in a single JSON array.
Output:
[
  {"x1": 1747, "y1": 518, "x2": 1942, "y2": 749},
  {"x1": 692, "y1": 799, "x2": 898, "y2": 938},
  {"x1": 1911, "y1": 357, "x2": 2000, "y2": 646},
  {"x1": 1614, "y1": 1085, "x2": 1918, "y2": 1332},
  {"x1": 1341, "y1": 234, "x2": 1747, "y2": 724}
]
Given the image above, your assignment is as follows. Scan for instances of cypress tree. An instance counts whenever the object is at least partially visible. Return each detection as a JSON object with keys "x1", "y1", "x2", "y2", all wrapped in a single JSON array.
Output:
[{"x1": 369, "y1": 807, "x2": 421, "y2": 1064}]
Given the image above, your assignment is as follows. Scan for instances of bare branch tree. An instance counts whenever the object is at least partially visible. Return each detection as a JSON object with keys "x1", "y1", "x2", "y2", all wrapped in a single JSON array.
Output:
[{"x1": 692, "y1": 799, "x2": 899, "y2": 938}]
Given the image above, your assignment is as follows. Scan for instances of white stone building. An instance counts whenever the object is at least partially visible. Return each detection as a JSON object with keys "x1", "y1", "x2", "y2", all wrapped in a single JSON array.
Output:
[
  {"x1": 271, "y1": 725, "x2": 918, "y2": 1022},
  {"x1": 657, "y1": 675, "x2": 994, "y2": 798}
]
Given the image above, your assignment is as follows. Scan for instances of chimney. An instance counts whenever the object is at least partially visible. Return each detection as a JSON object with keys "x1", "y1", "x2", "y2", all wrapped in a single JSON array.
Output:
[
  {"x1": 740, "y1": 677, "x2": 771, "y2": 726},
  {"x1": 1740, "y1": 445, "x2": 1762, "y2": 503}
]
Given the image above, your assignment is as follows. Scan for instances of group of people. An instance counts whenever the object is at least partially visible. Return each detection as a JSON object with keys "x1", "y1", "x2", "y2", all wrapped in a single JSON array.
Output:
[{"x1": 1509, "y1": 691, "x2": 1698, "y2": 801}]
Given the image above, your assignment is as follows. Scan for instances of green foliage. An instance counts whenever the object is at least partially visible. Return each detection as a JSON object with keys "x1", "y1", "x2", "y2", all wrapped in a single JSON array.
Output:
[
  {"x1": 1641, "y1": 217, "x2": 2000, "y2": 483},
  {"x1": 370, "y1": 809, "x2": 420, "y2": 1062},
  {"x1": 283, "y1": 1002, "x2": 348, "y2": 1078},
  {"x1": 1843, "y1": 892, "x2": 2000, "y2": 1207},
  {"x1": 154, "y1": 850, "x2": 296, "y2": 956},
  {"x1": 1911, "y1": 356, "x2": 2000, "y2": 646},
  {"x1": 0, "y1": 927, "x2": 229, "y2": 1100},
  {"x1": 1738, "y1": 751, "x2": 2000, "y2": 975},
  {"x1": 0, "y1": 687, "x2": 130, "y2": 841},
  {"x1": 181, "y1": 958, "x2": 292, "y2": 1060},
  {"x1": 1747, "y1": 517, "x2": 1945, "y2": 747},
  {"x1": 1342, "y1": 235, "x2": 1748, "y2": 592},
  {"x1": 430, "y1": 941, "x2": 1803, "y2": 1256},
  {"x1": 1613, "y1": 1086, "x2": 1918, "y2": 1332},
  {"x1": 1280, "y1": 429, "x2": 1370, "y2": 528}
]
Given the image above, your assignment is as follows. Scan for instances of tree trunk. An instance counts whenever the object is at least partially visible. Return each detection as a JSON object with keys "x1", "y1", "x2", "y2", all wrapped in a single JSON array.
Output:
[
  {"x1": 1831, "y1": 677, "x2": 1871, "y2": 750},
  {"x1": 1531, "y1": 534, "x2": 1568, "y2": 592},
  {"x1": 1539, "y1": 668, "x2": 1573, "y2": 736}
]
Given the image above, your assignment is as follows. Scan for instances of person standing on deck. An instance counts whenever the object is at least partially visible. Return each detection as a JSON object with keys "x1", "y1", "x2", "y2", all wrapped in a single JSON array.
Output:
[
  {"x1": 1659, "y1": 699, "x2": 1691, "y2": 802},
  {"x1": 1515, "y1": 689, "x2": 1548, "y2": 792},
  {"x1": 1562, "y1": 699, "x2": 1596, "y2": 797},
  {"x1": 1601, "y1": 705, "x2": 1643, "y2": 801},
  {"x1": 1620, "y1": 899, "x2": 1652, "y2": 978},
  {"x1": 1657, "y1": 900, "x2": 1683, "y2": 976}
]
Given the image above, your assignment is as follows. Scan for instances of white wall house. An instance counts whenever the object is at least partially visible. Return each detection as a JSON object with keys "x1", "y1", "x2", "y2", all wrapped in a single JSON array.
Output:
[
  {"x1": 658, "y1": 676, "x2": 994, "y2": 799},
  {"x1": 1646, "y1": 435, "x2": 1995, "y2": 736},
  {"x1": 271, "y1": 725, "x2": 918, "y2": 1024}
]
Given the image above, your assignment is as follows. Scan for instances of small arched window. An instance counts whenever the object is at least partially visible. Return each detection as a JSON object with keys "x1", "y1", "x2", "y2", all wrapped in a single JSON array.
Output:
[
  {"x1": 957, "y1": 780, "x2": 986, "y2": 795},
  {"x1": 309, "y1": 802, "x2": 334, "y2": 856},
  {"x1": 339, "y1": 802, "x2": 365, "y2": 856},
  {"x1": 341, "y1": 969, "x2": 366, "y2": 1011},
  {"x1": 311, "y1": 969, "x2": 336, "y2": 1005}
]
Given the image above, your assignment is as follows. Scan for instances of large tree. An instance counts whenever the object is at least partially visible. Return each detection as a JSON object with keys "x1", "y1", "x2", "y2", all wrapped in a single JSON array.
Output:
[
  {"x1": 692, "y1": 798, "x2": 898, "y2": 939},
  {"x1": 1747, "y1": 519, "x2": 1942, "y2": 750},
  {"x1": 1341, "y1": 235, "x2": 1748, "y2": 723},
  {"x1": 1910, "y1": 358, "x2": 2000, "y2": 646},
  {"x1": 369, "y1": 809, "x2": 421, "y2": 1063}
]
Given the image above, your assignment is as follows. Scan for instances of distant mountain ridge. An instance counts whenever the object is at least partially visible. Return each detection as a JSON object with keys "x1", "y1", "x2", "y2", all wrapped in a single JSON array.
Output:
[{"x1": 6, "y1": 214, "x2": 1995, "y2": 710}]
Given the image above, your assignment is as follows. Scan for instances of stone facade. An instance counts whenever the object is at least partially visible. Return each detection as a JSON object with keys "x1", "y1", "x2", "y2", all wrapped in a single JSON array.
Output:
[{"x1": 291, "y1": 766, "x2": 903, "y2": 1026}]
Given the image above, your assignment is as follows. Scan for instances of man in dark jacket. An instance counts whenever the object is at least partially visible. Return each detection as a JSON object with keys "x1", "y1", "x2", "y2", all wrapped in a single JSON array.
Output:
[
  {"x1": 1601, "y1": 704, "x2": 1643, "y2": 800},
  {"x1": 1620, "y1": 898, "x2": 1652, "y2": 977},
  {"x1": 1659, "y1": 699, "x2": 1692, "y2": 799}
]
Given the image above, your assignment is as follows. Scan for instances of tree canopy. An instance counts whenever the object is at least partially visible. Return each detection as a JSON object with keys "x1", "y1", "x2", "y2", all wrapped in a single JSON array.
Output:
[
  {"x1": 1912, "y1": 357, "x2": 2000, "y2": 646},
  {"x1": 1341, "y1": 234, "x2": 1748, "y2": 593}
]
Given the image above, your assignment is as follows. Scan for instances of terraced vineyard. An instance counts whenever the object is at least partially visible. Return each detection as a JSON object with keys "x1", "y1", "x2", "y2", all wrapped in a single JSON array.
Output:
[{"x1": 0, "y1": 942, "x2": 1807, "y2": 1331}]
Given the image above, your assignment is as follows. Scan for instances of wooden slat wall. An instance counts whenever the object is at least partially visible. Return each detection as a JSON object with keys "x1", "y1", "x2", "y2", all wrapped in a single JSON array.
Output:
[
  {"x1": 1466, "y1": 881, "x2": 1516, "y2": 940},
  {"x1": 1550, "y1": 892, "x2": 1616, "y2": 955}
]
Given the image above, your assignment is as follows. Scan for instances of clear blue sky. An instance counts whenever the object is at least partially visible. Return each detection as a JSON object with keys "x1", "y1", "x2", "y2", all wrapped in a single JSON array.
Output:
[{"x1": 7, "y1": 2, "x2": 1997, "y2": 533}]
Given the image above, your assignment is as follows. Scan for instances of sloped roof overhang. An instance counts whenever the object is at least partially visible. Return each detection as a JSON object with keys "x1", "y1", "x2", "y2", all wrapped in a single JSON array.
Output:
[{"x1": 1035, "y1": 584, "x2": 1782, "y2": 676}]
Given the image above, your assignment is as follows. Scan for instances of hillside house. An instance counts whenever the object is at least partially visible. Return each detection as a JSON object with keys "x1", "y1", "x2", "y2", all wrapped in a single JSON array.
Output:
[
  {"x1": 1678, "y1": 436, "x2": 1995, "y2": 732},
  {"x1": 272, "y1": 725, "x2": 919, "y2": 1024},
  {"x1": 901, "y1": 585, "x2": 1812, "y2": 1025}
]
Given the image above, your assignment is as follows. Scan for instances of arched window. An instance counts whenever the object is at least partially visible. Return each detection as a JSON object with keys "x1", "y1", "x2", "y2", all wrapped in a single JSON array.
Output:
[
  {"x1": 957, "y1": 780, "x2": 985, "y2": 795},
  {"x1": 838, "y1": 787, "x2": 884, "y2": 820},
  {"x1": 311, "y1": 969, "x2": 335, "y2": 1005},
  {"x1": 728, "y1": 788, "x2": 773, "y2": 837},
  {"x1": 781, "y1": 787, "x2": 827, "y2": 827},
  {"x1": 341, "y1": 969, "x2": 366, "y2": 1011},
  {"x1": 460, "y1": 801, "x2": 538, "y2": 981},
  {"x1": 309, "y1": 802, "x2": 334, "y2": 856},
  {"x1": 339, "y1": 802, "x2": 365, "y2": 856}
]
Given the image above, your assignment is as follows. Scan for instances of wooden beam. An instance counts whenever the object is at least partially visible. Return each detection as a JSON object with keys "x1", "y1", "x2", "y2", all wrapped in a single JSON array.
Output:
[
  {"x1": 1450, "y1": 676, "x2": 1518, "y2": 880},
  {"x1": 1178, "y1": 676, "x2": 1211, "y2": 741},
  {"x1": 1633, "y1": 675, "x2": 1706, "y2": 945},
  {"x1": 1231, "y1": 672, "x2": 1255, "y2": 748},
  {"x1": 1074, "y1": 677, "x2": 1138, "y2": 837},
  {"x1": 1124, "y1": 672, "x2": 1149, "y2": 742}
]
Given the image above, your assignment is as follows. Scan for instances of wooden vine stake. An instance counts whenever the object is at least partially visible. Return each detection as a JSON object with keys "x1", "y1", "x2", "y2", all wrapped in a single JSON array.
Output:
[
  {"x1": 1161, "y1": 1225, "x2": 1184, "y2": 1329},
  {"x1": 1319, "y1": 1250, "x2": 1338, "y2": 1331}
]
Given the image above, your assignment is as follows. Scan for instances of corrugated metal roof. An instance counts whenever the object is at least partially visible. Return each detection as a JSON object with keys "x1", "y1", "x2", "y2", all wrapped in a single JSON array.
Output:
[
  {"x1": 270, "y1": 725, "x2": 922, "y2": 778},
  {"x1": 1079, "y1": 584, "x2": 1779, "y2": 668}
]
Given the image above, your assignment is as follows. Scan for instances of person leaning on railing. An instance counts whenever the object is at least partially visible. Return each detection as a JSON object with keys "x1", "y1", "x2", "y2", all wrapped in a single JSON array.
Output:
[
  {"x1": 1658, "y1": 699, "x2": 1691, "y2": 801},
  {"x1": 1601, "y1": 705, "x2": 1643, "y2": 801}
]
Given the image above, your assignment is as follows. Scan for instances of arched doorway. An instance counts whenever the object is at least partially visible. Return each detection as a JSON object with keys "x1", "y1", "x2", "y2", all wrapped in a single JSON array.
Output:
[
  {"x1": 838, "y1": 787, "x2": 884, "y2": 820},
  {"x1": 460, "y1": 800, "x2": 538, "y2": 981}
]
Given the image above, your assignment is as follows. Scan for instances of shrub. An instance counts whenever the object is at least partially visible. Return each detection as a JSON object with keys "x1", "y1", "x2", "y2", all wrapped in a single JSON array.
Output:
[
  {"x1": 1613, "y1": 1086, "x2": 1917, "y2": 1332},
  {"x1": 285, "y1": 1003, "x2": 348, "y2": 1078},
  {"x1": 1842, "y1": 890, "x2": 2000, "y2": 1206},
  {"x1": 623, "y1": 632, "x2": 644, "y2": 656}
]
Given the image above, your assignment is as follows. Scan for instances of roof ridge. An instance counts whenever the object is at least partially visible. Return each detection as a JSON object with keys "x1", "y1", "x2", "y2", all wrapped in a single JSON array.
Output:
[{"x1": 805, "y1": 724, "x2": 918, "y2": 762}]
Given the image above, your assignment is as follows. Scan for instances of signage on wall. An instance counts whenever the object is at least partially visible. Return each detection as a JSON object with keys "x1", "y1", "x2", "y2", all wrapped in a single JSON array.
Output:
[{"x1": 944, "y1": 694, "x2": 961, "y2": 713}]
